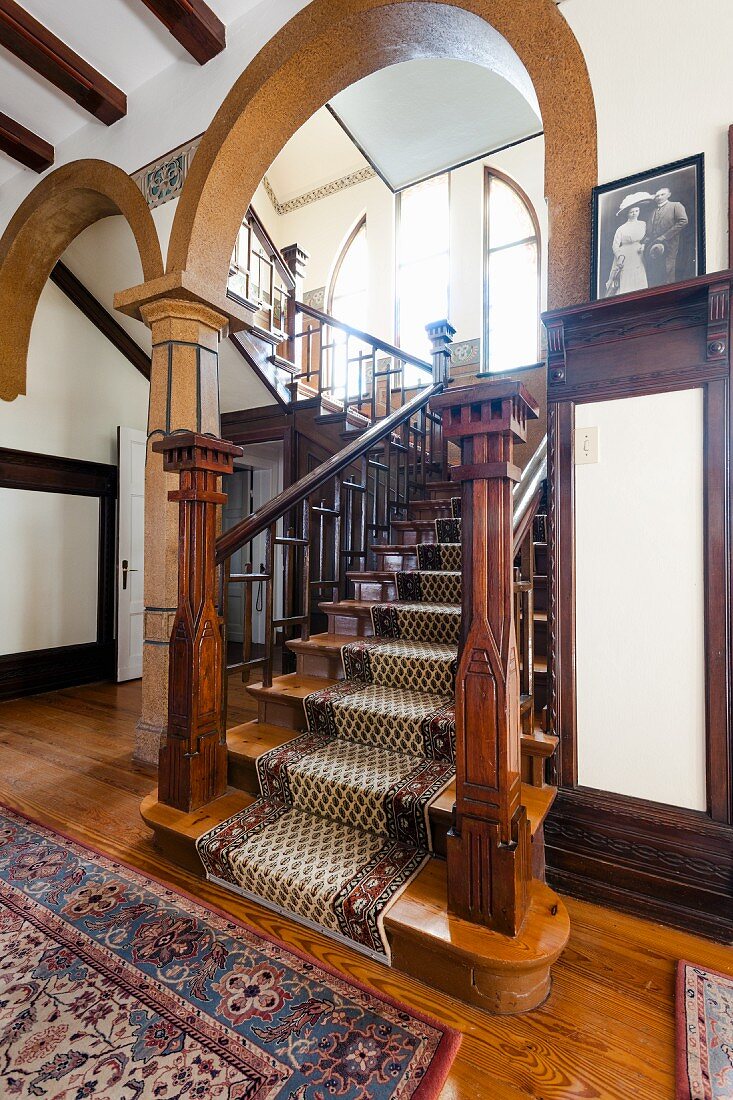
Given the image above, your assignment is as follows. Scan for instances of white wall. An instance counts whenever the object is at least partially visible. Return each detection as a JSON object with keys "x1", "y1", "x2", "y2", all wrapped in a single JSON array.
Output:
[
  {"x1": 0, "y1": 490, "x2": 99, "y2": 655},
  {"x1": 574, "y1": 389, "x2": 706, "y2": 811}
]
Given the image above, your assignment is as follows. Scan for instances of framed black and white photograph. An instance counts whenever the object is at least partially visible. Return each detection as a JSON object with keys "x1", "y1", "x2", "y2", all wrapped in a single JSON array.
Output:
[{"x1": 591, "y1": 154, "x2": 705, "y2": 301}]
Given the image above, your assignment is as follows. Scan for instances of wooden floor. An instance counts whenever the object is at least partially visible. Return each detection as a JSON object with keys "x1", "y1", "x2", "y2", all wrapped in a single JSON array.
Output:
[{"x1": 0, "y1": 678, "x2": 731, "y2": 1099}]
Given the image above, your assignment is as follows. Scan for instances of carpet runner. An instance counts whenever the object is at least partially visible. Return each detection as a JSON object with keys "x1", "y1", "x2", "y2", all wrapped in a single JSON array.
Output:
[
  {"x1": 0, "y1": 806, "x2": 459, "y2": 1099},
  {"x1": 198, "y1": 502, "x2": 466, "y2": 961},
  {"x1": 676, "y1": 960, "x2": 733, "y2": 1099}
]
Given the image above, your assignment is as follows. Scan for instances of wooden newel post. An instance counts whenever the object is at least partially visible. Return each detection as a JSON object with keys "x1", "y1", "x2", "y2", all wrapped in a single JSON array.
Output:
[
  {"x1": 426, "y1": 318, "x2": 455, "y2": 385},
  {"x1": 431, "y1": 380, "x2": 539, "y2": 936},
  {"x1": 152, "y1": 432, "x2": 243, "y2": 812}
]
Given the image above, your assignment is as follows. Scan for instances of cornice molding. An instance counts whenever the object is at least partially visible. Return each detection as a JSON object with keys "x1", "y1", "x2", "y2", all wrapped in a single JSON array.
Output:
[{"x1": 263, "y1": 167, "x2": 376, "y2": 216}]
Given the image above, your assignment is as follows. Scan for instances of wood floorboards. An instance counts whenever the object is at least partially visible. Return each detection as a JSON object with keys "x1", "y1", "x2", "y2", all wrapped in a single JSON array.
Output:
[{"x1": 0, "y1": 678, "x2": 731, "y2": 1099}]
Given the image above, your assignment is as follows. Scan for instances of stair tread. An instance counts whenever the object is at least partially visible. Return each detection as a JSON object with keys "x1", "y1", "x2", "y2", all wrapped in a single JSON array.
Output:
[
  {"x1": 320, "y1": 599, "x2": 378, "y2": 617},
  {"x1": 286, "y1": 633, "x2": 358, "y2": 655},
  {"x1": 370, "y1": 545, "x2": 418, "y2": 554},
  {"x1": 391, "y1": 520, "x2": 437, "y2": 530},
  {"x1": 386, "y1": 862, "x2": 569, "y2": 964},
  {"x1": 247, "y1": 673, "x2": 338, "y2": 701}
]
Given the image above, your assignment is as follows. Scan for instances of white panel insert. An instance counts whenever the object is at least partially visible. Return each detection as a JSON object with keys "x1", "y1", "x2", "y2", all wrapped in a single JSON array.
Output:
[{"x1": 574, "y1": 389, "x2": 706, "y2": 811}]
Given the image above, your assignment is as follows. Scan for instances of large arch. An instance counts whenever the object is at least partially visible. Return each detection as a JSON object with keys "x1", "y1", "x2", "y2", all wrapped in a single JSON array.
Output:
[
  {"x1": 0, "y1": 160, "x2": 163, "y2": 402},
  {"x1": 167, "y1": 0, "x2": 596, "y2": 313}
]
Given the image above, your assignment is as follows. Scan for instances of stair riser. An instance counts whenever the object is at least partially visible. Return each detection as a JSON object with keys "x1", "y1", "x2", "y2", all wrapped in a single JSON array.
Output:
[
  {"x1": 408, "y1": 501, "x2": 453, "y2": 519},
  {"x1": 351, "y1": 580, "x2": 397, "y2": 601},
  {"x1": 372, "y1": 551, "x2": 417, "y2": 571},
  {"x1": 324, "y1": 612, "x2": 374, "y2": 637},
  {"x1": 227, "y1": 745, "x2": 451, "y2": 857},
  {"x1": 294, "y1": 649, "x2": 344, "y2": 680},
  {"x1": 391, "y1": 526, "x2": 436, "y2": 546},
  {"x1": 534, "y1": 543, "x2": 548, "y2": 574}
]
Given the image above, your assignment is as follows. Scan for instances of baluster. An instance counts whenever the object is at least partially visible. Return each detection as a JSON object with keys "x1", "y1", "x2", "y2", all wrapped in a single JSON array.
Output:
[
  {"x1": 151, "y1": 432, "x2": 242, "y2": 813},
  {"x1": 334, "y1": 473, "x2": 343, "y2": 600},
  {"x1": 263, "y1": 524, "x2": 275, "y2": 688},
  {"x1": 430, "y1": 381, "x2": 539, "y2": 935},
  {"x1": 302, "y1": 502, "x2": 311, "y2": 642},
  {"x1": 242, "y1": 560, "x2": 253, "y2": 684}
]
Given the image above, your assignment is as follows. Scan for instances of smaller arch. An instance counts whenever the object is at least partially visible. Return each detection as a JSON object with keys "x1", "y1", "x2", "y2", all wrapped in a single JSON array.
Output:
[
  {"x1": 326, "y1": 214, "x2": 368, "y2": 322},
  {"x1": 0, "y1": 159, "x2": 163, "y2": 402}
]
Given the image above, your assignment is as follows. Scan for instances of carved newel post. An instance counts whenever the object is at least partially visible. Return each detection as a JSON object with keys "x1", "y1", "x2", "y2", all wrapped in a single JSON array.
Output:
[
  {"x1": 431, "y1": 380, "x2": 539, "y2": 936},
  {"x1": 152, "y1": 432, "x2": 243, "y2": 812}
]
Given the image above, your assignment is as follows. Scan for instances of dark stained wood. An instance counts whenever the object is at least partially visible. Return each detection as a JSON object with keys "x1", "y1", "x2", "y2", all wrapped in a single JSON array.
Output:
[
  {"x1": 0, "y1": 108, "x2": 52, "y2": 171},
  {"x1": 729, "y1": 125, "x2": 733, "y2": 269},
  {"x1": 50, "y1": 263, "x2": 151, "y2": 380},
  {"x1": 0, "y1": 0, "x2": 126, "y2": 124},
  {"x1": 153, "y1": 432, "x2": 242, "y2": 811},
  {"x1": 431, "y1": 380, "x2": 540, "y2": 935},
  {"x1": 543, "y1": 270, "x2": 733, "y2": 938},
  {"x1": 138, "y1": 0, "x2": 225, "y2": 63},
  {"x1": 0, "y1": 447, "x2": 117, "y2": 700}
]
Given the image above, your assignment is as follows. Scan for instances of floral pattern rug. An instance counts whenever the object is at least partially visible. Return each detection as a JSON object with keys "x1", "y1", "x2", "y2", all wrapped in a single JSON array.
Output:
[
  {"x1": 0, "y1": 806, "x2": 459, "y2": 1098},
  {"x1": 677, "y1": 960, "x2": 733, "y2": 1099}
]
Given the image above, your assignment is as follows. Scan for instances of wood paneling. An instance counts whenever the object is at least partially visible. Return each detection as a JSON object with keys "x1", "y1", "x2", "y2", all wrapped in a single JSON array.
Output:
[
  {"x1": 0, "y1": 448, "x2": 117, "y2": 699},
  {"x1": 0, "y1": 0, "x2": 126, "y2": 124},
  {"x1": 0, "y1": 678, "x2": 732, "y2": 1099},
  {"x1": 543, "y1": 271, "x2": 733, "y2": 939},
  {"x1": 0, "y1": 109, "x2": 52, "y2": 172}
]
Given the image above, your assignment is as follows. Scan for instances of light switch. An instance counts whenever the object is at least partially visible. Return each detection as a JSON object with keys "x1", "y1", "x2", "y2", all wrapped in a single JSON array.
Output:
[{"x1": 574, "y1": 425, "x2": 599, "y2": 464}]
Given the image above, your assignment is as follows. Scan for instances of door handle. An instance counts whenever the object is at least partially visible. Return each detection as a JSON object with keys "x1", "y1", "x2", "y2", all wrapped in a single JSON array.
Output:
[{"x1": 121, "y1": 560, "x2": 139, "y2": 590}]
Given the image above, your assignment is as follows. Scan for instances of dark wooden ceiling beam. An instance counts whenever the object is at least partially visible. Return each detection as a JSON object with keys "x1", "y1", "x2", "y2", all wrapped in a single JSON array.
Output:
[
  {"x1": 50, "y1": 263, "x2": 151, "y2": 381},
  {"x1": 137, "y1": 0, "x2": 225, "y2": 64},
  {"x1": 0, "y1": 0, "x2": 126, "y2": 124},
  {"x1": 0, "y1": 109, "x2": 52, "y2": 171}
]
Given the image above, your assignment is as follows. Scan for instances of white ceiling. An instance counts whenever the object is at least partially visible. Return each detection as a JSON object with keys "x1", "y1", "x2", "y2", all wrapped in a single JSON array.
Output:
[
  {"x1": 329, "y1": 59, "x2": 542, "y2": 192},
  {"x1": 0, "y1": 0, "x2": 258, "y2": 188}
]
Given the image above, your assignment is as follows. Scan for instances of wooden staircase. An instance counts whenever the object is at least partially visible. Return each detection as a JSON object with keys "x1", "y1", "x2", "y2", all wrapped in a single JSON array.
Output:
[{"x1": 142, "y1": 370, "x2": 569, "y2": 1014}]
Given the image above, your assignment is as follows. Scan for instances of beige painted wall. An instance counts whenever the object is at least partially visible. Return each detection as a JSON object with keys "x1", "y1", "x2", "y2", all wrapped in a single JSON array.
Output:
[{"x1": 574, "y1": 390, "x2": 706, "y2": 811}]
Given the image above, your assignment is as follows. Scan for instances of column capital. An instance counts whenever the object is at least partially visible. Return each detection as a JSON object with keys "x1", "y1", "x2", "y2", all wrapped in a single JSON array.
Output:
[
  {"x1": 114, "y1": 271, "x2": 251, "y2": 333},
  {"x1": 281, "y1": 243, "x2": 310, "y2": 281}
]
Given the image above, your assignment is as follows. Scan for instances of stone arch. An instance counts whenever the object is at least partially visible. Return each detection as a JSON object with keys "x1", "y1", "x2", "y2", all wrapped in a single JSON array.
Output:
[
  {"x1": 167, "y1": 0, "x2": 596, "y2": 313},
  {"x1": 0, "y1": 159, "x2": 163, "y2": 401}
]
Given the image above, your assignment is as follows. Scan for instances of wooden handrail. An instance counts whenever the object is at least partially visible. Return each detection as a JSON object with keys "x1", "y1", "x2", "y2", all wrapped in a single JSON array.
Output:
[
  {"x1": 215, "y1": 380, "x2": 443, "y2": 565},
  {"x1": 512, "y1": 433, "x2": 547, "y2": 552},
  {"x1": 296, "y1": 300, "x2": 434, "y2": 377}
]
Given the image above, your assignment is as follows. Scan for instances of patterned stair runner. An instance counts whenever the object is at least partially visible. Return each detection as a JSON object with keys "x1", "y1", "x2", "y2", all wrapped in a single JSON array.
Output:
[{"x1": 197, "y1": 496, "x2": 465, "y2": 960}]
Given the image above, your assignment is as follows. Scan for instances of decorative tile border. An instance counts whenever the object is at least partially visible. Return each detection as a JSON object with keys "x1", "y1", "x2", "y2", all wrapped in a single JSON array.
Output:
[
  {"x1": 302, "y1": 286, "x2": 326, "y2": 310},
  {"x1": 263, "y1": 167, "x2": 375, "y2": 216},
  {"x1": 132, "y1": 136, "x2": 202, "y2": 209}
]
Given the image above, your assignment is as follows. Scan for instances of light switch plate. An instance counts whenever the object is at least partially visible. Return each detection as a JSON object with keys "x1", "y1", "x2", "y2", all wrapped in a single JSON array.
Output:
[{"x1": 574, "y1": 425, "x2": 599, "y2": 464}]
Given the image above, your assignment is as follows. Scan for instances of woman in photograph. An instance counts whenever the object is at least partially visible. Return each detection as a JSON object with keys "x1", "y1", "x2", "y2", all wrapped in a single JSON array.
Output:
[{"x1": 605, "y1": 193, "x2": 652, "y2": 297}]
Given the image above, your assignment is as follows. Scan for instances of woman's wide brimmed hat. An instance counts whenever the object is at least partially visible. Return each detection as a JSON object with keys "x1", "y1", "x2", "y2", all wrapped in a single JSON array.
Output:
[{"x1": 617, "y1": 191, "x2": 655, "y2": 216}]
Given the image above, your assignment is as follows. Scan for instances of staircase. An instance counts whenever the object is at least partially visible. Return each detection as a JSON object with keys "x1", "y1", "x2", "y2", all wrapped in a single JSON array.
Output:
[{"x1": 142, "y1": 344, "x2": 569, "y2": 1013}]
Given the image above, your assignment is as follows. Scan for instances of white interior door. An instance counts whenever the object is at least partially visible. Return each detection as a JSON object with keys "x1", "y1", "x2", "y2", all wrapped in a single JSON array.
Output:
[{"x1": 117, "y1": 427, "x2": 146, "y2": 681}]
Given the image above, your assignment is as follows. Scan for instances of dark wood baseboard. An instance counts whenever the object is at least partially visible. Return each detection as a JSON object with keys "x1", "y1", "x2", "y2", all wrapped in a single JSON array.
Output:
[
  {"x1": 545, "y1": 788, "x2": 733, "y2": 943},
  {"x1": 0, "y1": 642, "x2": 115, "y2": 701}
]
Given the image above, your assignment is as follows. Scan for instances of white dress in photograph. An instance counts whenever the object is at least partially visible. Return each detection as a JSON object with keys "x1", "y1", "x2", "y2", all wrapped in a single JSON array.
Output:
[{"x1": 609, "y1": 219, "x2": 647, "y2": 294}]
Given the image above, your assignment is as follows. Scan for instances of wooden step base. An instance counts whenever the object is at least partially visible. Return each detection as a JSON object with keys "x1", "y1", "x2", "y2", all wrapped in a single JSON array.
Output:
[
  {"x1": 141, "y1": 788, "x2": 567, "y2": 1015},
  {"x1": 226, "y1": 718, "x2": 555, "y2": 859},
  {"x1": 386, "y1": 861, "x2": 570, "y2": 1014}
]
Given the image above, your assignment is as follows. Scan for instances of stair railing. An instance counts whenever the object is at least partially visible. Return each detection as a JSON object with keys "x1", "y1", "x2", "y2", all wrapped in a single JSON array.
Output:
[
  {"x1": 228, "y1": 205, "x2": 295, "y2": 337},
  {"x1": 153, "y1": 321, "x2": 452, "y2": 813}
]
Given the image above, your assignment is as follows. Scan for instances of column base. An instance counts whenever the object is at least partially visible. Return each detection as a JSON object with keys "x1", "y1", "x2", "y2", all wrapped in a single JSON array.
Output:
[{"x1": 134, "y1": 719, "x2": 164, "y2": 769}]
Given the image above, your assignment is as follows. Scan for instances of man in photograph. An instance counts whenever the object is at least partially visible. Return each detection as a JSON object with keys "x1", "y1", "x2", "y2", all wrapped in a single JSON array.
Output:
[{"x1": 644, "y1": 187, "x2": 689, "y2": 287}]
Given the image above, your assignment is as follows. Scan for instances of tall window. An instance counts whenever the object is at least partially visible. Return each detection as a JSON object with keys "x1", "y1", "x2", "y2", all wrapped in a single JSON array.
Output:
[
  {"x1": 327, "y1": 216, "x2": 368, "y2": 331},
  {"x1": 325, "y1": 217, "x2": 368, "y2": 400},
  {"x1": 397, "y1": 174, "x2": 450, "y2": 363},
  {"x1": 484, "y1": 169, "x2": 540, "y2": 372}
]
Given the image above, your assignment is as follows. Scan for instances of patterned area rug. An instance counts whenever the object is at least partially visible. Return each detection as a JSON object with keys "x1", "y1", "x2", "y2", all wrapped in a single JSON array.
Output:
[
  {"x1": 0, "y1": 806, "x2": 460, "y2": 1099},
  {"x1": 676, "y1": 961, "x2": 733, "y2": 1099},
  {"x1": 198, "y1": 504, "x2": 464, "y2": 961}
]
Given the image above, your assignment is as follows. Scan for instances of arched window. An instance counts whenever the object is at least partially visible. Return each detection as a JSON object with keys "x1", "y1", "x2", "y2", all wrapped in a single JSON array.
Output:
[
  {"x1": 327, "y1": 216, "x2": 368, "y2": 330},
  {"x1": 484, "y1": 168, "x2": 540, "y2": 373}
]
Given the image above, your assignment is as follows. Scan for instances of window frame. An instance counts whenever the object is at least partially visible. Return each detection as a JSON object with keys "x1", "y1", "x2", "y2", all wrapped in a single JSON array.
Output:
[
  {"x1": 395, "y1": 172, "x2": 451, "y2": 359},
  {"x1": 326, "y1": 213, "x2": 368, "y2": 320},
  {"x1": 483, "y1": 166, "x2": 541, "y2": 374}
]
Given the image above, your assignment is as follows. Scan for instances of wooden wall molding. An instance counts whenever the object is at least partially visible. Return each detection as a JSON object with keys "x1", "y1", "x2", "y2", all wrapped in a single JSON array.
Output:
[
  {"x1": 0, "y1": 447, "x2": 118, "y2": 700},
  {"x1": 0, "y1": 109, "x2": 53, "y2": 173},
  {"x1": 543, "y1": 271, "x2": 733, "y2": 940},
  {"x1": 0, "y1": 160, "x2": 163, "y2": 403},
  {"x1": 50, "y1": 262, "x2": 151, "y2": 381},
  {"x1": 138, "y1": 0, "x2": 226, "y2": 65}
]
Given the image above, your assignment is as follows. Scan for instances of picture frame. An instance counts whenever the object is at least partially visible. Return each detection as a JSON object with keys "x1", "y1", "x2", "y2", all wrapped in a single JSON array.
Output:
[{"x1": 590, "y1": 154, "x2": 705, "y2": 301}]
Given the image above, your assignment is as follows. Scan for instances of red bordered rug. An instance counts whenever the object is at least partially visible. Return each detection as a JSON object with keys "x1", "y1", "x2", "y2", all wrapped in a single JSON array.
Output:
[
  {"x1": 676, "y1": 959, "x2": 733, "y2": 1099},
  {"x1": 0, "y1": 804, "x2": 460, "y2": 1099}
]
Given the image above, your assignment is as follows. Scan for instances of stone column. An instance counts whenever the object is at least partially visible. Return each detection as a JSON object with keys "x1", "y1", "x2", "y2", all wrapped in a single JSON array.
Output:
[{"x1": 134, "y1": 299, "x2": 229, "y2": 767}]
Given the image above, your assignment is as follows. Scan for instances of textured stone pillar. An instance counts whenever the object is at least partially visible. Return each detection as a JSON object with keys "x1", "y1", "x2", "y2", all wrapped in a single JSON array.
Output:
[{"x1": 134, "y1": 299, "x2": 228, "y2": 766}]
